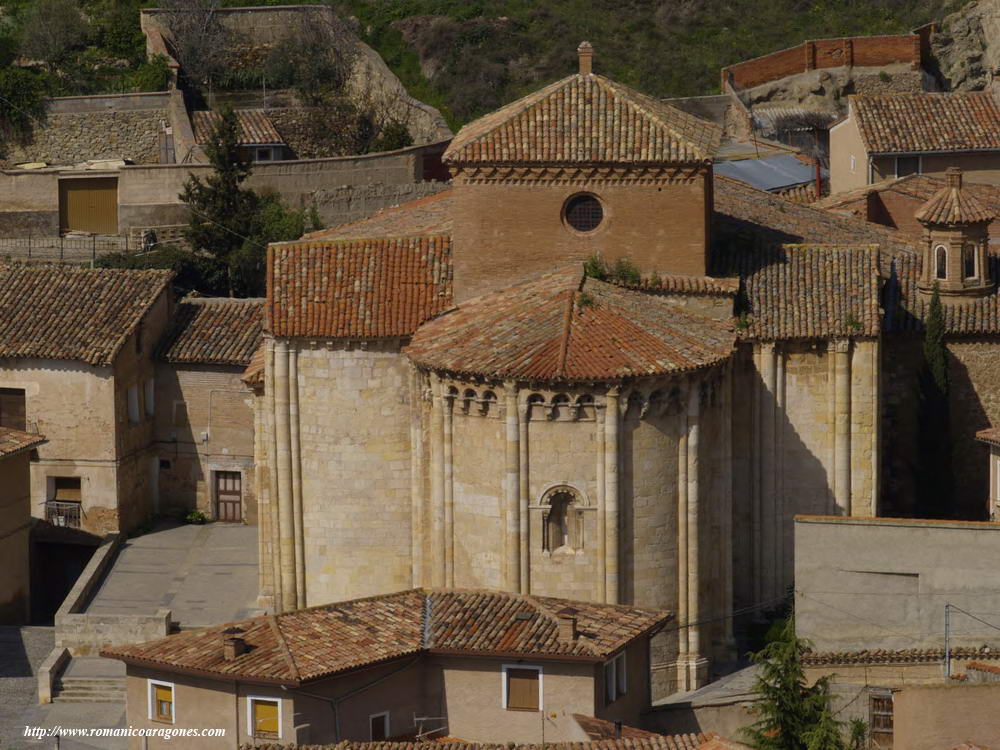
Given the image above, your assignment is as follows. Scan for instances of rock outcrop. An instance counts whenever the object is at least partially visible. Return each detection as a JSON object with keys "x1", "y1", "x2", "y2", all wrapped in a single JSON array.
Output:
[{"x1": 932, "y1": 0, "x2": 1000, "y2": 91}]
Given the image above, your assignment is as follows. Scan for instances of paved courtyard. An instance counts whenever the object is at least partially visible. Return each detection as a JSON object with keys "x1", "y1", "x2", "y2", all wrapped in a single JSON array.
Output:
[{"x1": 85, "y1": 521, "x2": 262, "y2": 627}]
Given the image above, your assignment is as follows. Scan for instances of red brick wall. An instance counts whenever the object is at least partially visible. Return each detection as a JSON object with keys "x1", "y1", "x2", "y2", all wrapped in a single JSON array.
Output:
[
  {"x1": 451, "y1": 172, "x2": 710, "y2": 302},
  {"x1": 722, "y1": 34, "x2": 920, "y2": 91}
]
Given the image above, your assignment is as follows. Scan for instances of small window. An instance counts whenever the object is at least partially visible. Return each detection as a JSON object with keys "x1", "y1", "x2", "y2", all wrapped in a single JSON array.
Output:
[
  {"x1": 144, "y1": 378, "x2": 155, "y2": 418},
  {"x1": 128, "y1": 385, "x2": 140, "y2": 424},
  {"x1": 0, "y1": 387, "x2": 26, "y2": 431},
  {"x1": 964, "y1": 243, "x2": 978, "y2": 279},
  {"x1": 870, "y1": 689, "x2": 893, "y2": 744},
  {"x1": 564, "y1": 194, "x2": 603, "y2": 233},
  {"x1": 895, "y1": 156, "x2": 920, "y2": 178},
  {"x1": 148, "y1": 680, "x2": 174, "y2": 724},
  {"x1": 503, "y1": 665, "x2": 541, "y2": 711},
  {"x1": 935, "y1": 245, "x2": 948, "y2": 280},
  {"x1": 46, "y1": 478, "x2": 82, "y2": 528},
  {"x1": 543, "y1": 489, "x2": 581, "y2": 552},
  {"x1": 52, "y1": 477, "x2": 81, "y2": 501},
  {"x1": 369, "y1": 711, "x2": 389, "y2": 741},
  {"x1": 249, "y1": 697, "x2": 280, "y2": 739},
  {"x1": 256, "y1": 148, "x2": 273, "y2": 162},
  {"x1": 605, "y1": 652, "x2": 627, "y2": 703},
  {"x1": 849, "y1": 154, "x2": 856, "y2": 173}
]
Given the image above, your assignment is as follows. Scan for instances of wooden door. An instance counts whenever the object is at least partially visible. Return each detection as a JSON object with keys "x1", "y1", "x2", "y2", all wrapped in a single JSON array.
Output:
[
  {"x1": 58, "y1": 177, "x2": 118, "y2": 234},
  {"x1": 215, "y1": 471, "x2": 242, "y2": 522}
]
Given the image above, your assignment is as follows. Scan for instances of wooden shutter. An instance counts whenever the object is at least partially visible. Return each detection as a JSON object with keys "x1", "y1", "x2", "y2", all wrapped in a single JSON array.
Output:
[
  {"x1": 154, "y1": 684, "x2": 173, "y2": 722},
  {"x1": 506, "y1": 668, "x2": 539, "y2": 710},
  {"x1": 0, "y1": 388, "x2": 26, "y2": 431},
  {"x1": 253, "y1": 700, "x2": 279, "y2": 737},
  {"x1": 53, "y1": 478, "x2": 82, "y2": 501}
]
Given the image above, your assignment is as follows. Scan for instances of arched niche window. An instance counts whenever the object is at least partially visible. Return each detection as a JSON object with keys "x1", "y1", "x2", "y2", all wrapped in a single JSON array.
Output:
[
  {"x1": 541, "y1": 488, "x2": 583, "y2": 553},
  {"x1": 964, "y1": 243, "x2": 978, "y2": 279},
  {"x1": 935, "y1": 245, "x2": 948, "y2": 280}
]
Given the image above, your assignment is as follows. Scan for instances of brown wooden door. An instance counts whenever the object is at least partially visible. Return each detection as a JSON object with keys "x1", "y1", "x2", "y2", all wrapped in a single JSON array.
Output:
[
  {"x1": 58, "y1": 177, "x2": 118, "y2": 234},
  {"x1": 215, "y1": 471, "x2": 242, "y2": 522}
]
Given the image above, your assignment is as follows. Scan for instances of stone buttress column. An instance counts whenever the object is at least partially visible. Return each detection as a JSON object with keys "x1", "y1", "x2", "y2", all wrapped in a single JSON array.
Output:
[
  {"x1": 288, "y1": 346, "x2": 305, "y2": 607},
  {"x1": 443, "y1": 384, "x2": 455, "y2": 587},
  {"x1": 750, "y1": 347, "x2": 763, "y2": 607},
  {"x1": 759, "y1": 343, "x2": 778, "y2": 602},
  {"x1": 721, "y1": 365, "x2": 737, "y2": 657},
  {"x1": 503, "y1": 382, "x2": 521, "y2": 592},
  {"x1": 686, "y1": 382, "x2": 707, "y2": 689},
  {"x1": 518, "y1": 396, "x2": 530, "y2": 594},
  {"x1": 676, "y1": 390, "x2": 690, "y2": 692},
  {"x1": 604, "y1": 386, "x2": 621, "y2": 605},
  {"x1": 265, "y1": 339, "x2": 282, "y2": 609},
  {"x1": 273, "y1": 339, "x2": 297, "y2": 612},
  {"x1": 429, "y1": 373, "x2": 446, "y2": 587},
  {"x1": 408, "y1": 366, "x2": 425, "y2": 586},
  {"x1": 596, "y1": 406, "x2": 607, "y2": 603},
  {"x1": 833, "y1": 339, "x2": 852, "y2": 516}
]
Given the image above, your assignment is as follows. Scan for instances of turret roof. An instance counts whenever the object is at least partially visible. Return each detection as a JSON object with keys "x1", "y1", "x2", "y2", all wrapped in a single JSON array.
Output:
[{"x1": 914, "y1": 168, "x2": 993, "y2": 226}]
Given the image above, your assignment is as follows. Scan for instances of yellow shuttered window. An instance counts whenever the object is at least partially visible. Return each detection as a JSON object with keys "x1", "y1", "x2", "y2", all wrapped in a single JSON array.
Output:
[
  {"x1": 253, "y1": 699, "x2": 279, "y2": 739},
  {"x1": 153, "y1": 684, "x2": 173, "y2": 723},
  {"x1": 505, "y1": 668, "x2": 539, "y2": 711}
]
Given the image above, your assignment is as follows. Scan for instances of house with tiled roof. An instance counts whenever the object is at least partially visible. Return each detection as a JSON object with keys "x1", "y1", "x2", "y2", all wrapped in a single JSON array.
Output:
[
  {"x1": 0, "y1": 425, "x2": 45, "y2": 624},
  {"x1": 829, "y1": 90, "x2": 1000, "y2": 193},
  {"x1": 153, "y1": 296, "x2": 264, "y2": 524},
  {"x1": 192, "y1": 109, "x2": 289, "y2": 162},
  {"x1": 0, "y1": 263, "x2": 173, "y2": 539},
  {"x1": 102, "y1": 588, "x2": 670, "y2": 747}
]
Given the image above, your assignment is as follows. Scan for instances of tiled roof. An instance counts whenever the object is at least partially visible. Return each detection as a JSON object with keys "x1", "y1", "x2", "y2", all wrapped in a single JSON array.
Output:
[
  {"x1": 241, "y1": 345, "x2": 265, "y2": 388},
  {"x1": 802, "y1": 646, "x2": 1000, "y2": 666},
  {"x1": 967, "y1": 661, "x2": 1000, "y2": 674},
  {"x1": 157, "y1": 297, "x2": 264, "y2": 367},
  {"x1": 405, "y1": 266, "x2": 735, "y2": 382},
  {"x1": 445, "y1": 73, "x2": 722, "y2": 165},
  {"x1": 241, "y1": 740, "x2": 706, "y2": 750},
  {"x1": 914, "y1": 170, "x2": 994, "y2": 226},
  {"x1": 0, "y1": 426, "x2": 45, "y2": 459},
  {"x1": 714, "y1": 244, "x2": 881, "y2": 341},
  {"x1": 0, "y1": 264, "x2": 172, "y2": 366},
  {"x1": 192, "y1": 109, "x2": 284, "y2": 146},
  {"x1": 303, "y1": 190, "x2": 454, "y2": 241},
  {"x1": 618, "y1": 275, "x2": 739, "y2": 297},
  {"x1": 267, "y1": 235, "x2": 452, "y2": 339},
  {"x1": 976, "y1": 427, "x2": 1000, "y2": 447},
  {"x1": 573, "y1": 716, "x2": 692, "y2": 743},
  {"x1": 817, "y1": 174, "x2": 1000, "y2": 219},
  {"x1": 850, "y1": 92, "x2": 1000, "y2": 155},
  {"x1": 103, "y1": 588, "x2": 669, "y2": 686}
]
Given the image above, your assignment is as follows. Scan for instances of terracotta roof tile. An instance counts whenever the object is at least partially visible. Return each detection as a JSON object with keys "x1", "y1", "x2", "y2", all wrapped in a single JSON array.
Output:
[
  {"x1": 0, "y1": 264, "x2": 172, "y2": 366},
  {"x1": 192, "y1": 109, "x2": 284, "y2": 146},
  {"x1": 967, "y1": 661, "x2": 1000, "y2": 674},
  {"x1": 977, "y1": 427, "x2": 1000, "y2": 446},
  {"x1": 445, "y1": 73, "x2": 722, "y2": 165},
  {"x1": 103, "y1": 588, "x2": 670, "y2": 685},
  {"x1": 817, "y1": 174, "x2": 1000, "y2": 219},
  {"x1": 241, "y1": 344, "x2": 265, "y2": 388},
  {"x1": 267, "y1": 235, "x2": 452, "y2": 339},
  {"x1": 157, "y1": 297, "x2": 263, "y2": 367},
  {"x1": 0, "y1": 426, "x2": 45, "y2": 459},
  {"x1": 714, "y1": 244, "x2": 881, "y2": 341},
  {"x1": 572, "y1": 715, "x2": 677, "y2": 741},
  {"x1": 803, "y1": 646, "x2": 1000, "y2": 666},
  {"x1": 303, "y1": 190, "x2": 454, "y2": 241},
  {"x1": 405, "y1": 267, "x2": 735, "y2": 382},
  {"x1": 618, "y1": 275, "x2": 739, "y2": 297},
  {"x1": 915, "y1": 171, "x2": 994, "y2": 226},
  {"x1": 851, "y1": 92, "x2": 1000, "y2": 155}
]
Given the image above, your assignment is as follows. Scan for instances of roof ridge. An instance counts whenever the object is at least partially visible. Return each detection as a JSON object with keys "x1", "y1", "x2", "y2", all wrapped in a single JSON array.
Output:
[
  {"x1": 556, "y1": 272, "x2": 585, "y2": 377},
  {"x1": 268, "y1": 614, "x2": 301, "y2": 683}
]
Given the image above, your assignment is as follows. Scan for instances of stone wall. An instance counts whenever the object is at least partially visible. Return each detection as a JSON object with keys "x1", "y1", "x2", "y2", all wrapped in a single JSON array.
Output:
[
  {"x1": 5, "y1": 110, "x2": 166, "y2": 167},
  {"x1": 312, "y1": 180, "x2": 450, "y2": 229}
]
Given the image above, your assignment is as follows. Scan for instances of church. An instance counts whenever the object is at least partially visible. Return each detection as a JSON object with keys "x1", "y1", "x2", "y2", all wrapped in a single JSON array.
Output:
[{"x1": 245, "y1": 43, "x2": 1000, "y2": 700}]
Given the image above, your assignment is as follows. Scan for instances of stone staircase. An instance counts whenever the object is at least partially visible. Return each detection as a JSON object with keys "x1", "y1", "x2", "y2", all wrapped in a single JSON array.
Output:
[{"x1": 52, "y1": 675, "x2": 126, "y2": 703}]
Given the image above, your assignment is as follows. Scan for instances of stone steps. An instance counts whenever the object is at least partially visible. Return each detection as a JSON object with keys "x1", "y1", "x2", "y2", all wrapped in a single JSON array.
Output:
[{"x1": 52, "y1": 677, "x2": 126, "y2": 703}]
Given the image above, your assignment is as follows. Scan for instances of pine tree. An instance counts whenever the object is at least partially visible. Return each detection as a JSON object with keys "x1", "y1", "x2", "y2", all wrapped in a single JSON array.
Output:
[
  {"x1": 915, "y1": 284, "x2": 952, "y2": 518},
  {"x1": 803, "y1": 708, "x2": 846, "y2": 750},
  {"x1": 180, "y1": 108, "x2": 260, "y2": 297},
  {"x1": 742, "y1": 618, "x2": 838, "y2": 750}
]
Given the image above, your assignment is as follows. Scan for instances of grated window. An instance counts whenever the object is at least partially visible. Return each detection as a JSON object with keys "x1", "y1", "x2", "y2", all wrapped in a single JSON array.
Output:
[{"x1": 565, "y1": 194, "x2": 603, "y2": 232}]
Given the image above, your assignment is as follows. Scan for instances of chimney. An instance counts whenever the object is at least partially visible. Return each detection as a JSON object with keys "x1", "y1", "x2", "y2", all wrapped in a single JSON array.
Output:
[
  {"x1": 578, "y1": 41, "x2": 593, "y2": 75},
  {"x1": 223, "y1": 633, "x2": 247, "y2": 661},
  {"x1": 556, "y1": 607, "x2": 579, "y2": 642},
  {"x1": 614, "y1": 720, "x2": 623, "y2": 739},
  {"x1": 947, "y1": 166, "x2": 963, "y2": 190}
]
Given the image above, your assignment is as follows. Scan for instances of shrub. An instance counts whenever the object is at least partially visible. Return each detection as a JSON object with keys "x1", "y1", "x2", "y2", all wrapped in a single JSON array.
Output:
[{"x1": 184, "y1": 510, "x2": 209, "y2": 525}]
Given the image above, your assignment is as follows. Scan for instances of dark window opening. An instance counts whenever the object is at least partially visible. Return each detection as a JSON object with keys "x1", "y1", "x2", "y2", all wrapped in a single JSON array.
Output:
[
  {"x1": 936, "y1": 245, "x2": 947, "y2": 280},
  {"x1": 565, "y1": 194, "x2": 603, "y2": 232},
  {"x1": 896, "y1": 156, "x2": 920, "y2": 178},
  {"x1": 964, "y1": 244, "x2": 977, "y2": 279},
  {"x1": 0, "y1": 387, "x2": 26, "y2": 431}
]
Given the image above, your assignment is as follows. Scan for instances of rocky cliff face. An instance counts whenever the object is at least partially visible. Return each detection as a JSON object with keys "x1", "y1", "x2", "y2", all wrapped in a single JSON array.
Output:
[{"x1": 933, "y1": 0, "x2": 1000, "y2": 90}]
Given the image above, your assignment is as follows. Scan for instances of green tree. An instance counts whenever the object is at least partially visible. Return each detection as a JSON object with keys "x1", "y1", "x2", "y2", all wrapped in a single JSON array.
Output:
[
  {"x1": 915, "y1": 284, "x2": 952, "y2": 518},
  {"x1": 179, "y1": 109, "x2": 260, "y2": 297},
  {"x1": 742, "y1": 618, "x2": 841, "y2": 750},
  {"x1": 0, "y1": 67, "x2": 47, "y2": 144},
  {"x1": 18, "y1": 0, "x2": 88, "y2": 69},
  {"x1": 803, "y1": 708, "x2": 845, "y2": 750}
]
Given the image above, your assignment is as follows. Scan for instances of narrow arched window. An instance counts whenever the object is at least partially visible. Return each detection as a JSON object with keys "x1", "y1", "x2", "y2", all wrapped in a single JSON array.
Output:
[
  {"x1": 964, "y1": 244, "x2": 977, "y2": 279},
  {"x1": 935, "y1": 245, "x2": 948, "y2": 280},
  {"x1": 542, "y1": 489, "x2": 581, "y2": 552}
]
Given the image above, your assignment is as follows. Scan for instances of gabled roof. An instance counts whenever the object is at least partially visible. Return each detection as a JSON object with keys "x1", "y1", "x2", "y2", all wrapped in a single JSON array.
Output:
[
  {"x1": 714, "y1": 244, "x2": 882, "y2": 341},
  {"x1": 192, "y1": 109, "x2": 284, "y2": 146},
  {"x1": 102, "y1": 588, "x2": 670, "y2": 686},
  {"x1": 850, "y1": 92, "x2": 1000, "y2": 155},
  {"x1": 0, "y1": 264, "x2": 173, "y2": 366},
  {"x1": 405, "y1": 266, "x2": 735, "y2": 382},
  {"x1": 444, "y1": 73, "x2": 722, "y2": 165},
  {"x1": 0, "y1": 426, "x2": 45, "y2": 459},
  {"x1": 914, "y1": 169, "x2": 994, "y2": 226},
  {"x1": 266, "y1": 234, "x2": 452, "y2": 339},
  {"x1": 157, "y1": 297, "x2": 264, "y2": 367}
]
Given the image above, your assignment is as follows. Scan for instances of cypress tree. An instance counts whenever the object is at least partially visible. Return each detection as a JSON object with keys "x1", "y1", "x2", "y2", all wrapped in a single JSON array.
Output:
[{"x1": 915, "y1": 284, "x2": 952, "y2": 518}]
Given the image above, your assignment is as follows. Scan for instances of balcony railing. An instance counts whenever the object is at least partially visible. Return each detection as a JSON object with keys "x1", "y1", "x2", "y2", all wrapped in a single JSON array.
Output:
[{"x1": 45, "y1": 500, "x2": 81, "y2": 528}]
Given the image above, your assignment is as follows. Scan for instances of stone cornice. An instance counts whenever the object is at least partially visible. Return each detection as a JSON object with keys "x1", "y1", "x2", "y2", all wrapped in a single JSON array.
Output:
[{"x1": 450, "y1": 163, "x2": 708, "y2": 185}]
